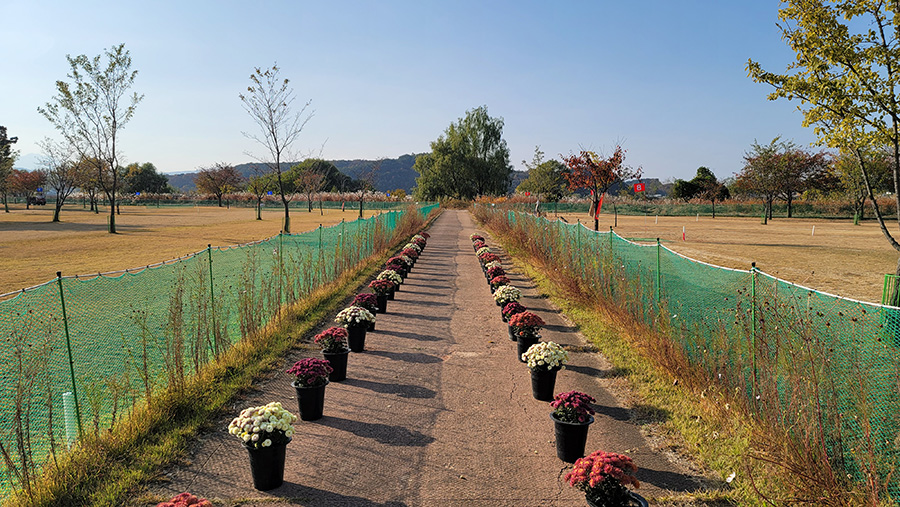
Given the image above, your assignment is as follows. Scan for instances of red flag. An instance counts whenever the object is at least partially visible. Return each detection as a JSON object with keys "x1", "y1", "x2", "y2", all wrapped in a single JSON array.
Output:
[
  {"x1": 341, "y1": 201, "x2": 345, "y2": 211},
  {"x1": 595, "y1": 193, "x2": 604, "y2": 219},
  {"x1": 634, "y1": 182, "x2": 645, "y2": 193}
]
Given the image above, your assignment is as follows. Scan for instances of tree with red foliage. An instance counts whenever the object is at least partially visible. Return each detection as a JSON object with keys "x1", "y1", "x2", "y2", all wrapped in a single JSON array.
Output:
[
  {"x1": 8, "y1": 169, "x2": 46, "y2": 210},
  {"x1": 562, "y1": 146, "x2": 640, "y2": 231}
]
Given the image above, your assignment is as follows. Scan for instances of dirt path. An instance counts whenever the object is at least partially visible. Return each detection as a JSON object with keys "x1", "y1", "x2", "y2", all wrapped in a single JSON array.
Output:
[{"x1": 144, "y1": 210, "x2": 701, "y2": 506}]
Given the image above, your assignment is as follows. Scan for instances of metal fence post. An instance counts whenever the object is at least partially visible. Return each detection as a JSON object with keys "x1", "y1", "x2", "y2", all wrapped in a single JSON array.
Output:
[
  {"x1": 750, "y1": 261, "x2": 758, "y2": 397},
  {"x1": 57, "y1": 272, "x2": 84, "y2": 438},
  {"x1": 656, "y1": 238, "x2": 662, "y2": 305},
  {"x1": 207, "y1": 245, "x2": 217, "y2": 356}
]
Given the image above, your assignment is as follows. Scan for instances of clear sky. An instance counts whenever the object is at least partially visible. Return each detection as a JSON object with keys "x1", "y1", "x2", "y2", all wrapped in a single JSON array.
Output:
[{"x1": 1, "y1": 0, "x2": 817, "y2": 182}]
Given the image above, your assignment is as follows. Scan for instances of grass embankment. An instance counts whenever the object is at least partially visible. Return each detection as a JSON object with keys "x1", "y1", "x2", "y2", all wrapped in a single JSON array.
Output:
[
  {"x1": 481, "y1": 218, "x2": 885, "y2": 506},
  {"x1": 3, "y1": 208, "x2": 440, "y2": 507}
]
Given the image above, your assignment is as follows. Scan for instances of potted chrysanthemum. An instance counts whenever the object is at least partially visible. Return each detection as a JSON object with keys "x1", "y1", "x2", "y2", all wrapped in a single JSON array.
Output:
[
  {"x1": 476, "y1": 246, "x2": 492, "y2": 257},
  {"x1": 484, "y1": 260, "x2": 502, "y2": 272},
  {"x1": 486, "y1": 265, "x2": 506, "y2": 281},
  {"x1": 501, "y1": 301, "x2": 526, "y2": 323},
  {"x1": 377, "y1": 269, "x2": 403, "y2": 293},
  {"x1": 493, "y1": 284, "x2": 521, "y2": 307},
  {"x1": 522, "y1": 341, "x2": 568, "y2": 401},
  {"x1": 369, "y1": 279, "x2": 394, "y2": 306},
  {"x1": 287, "y1": 357, "x2": 332, "y2": 421},
  {"x1": 412, "y1": 236, "x2": 426, "y2": 250},
  {"x1": 551, "y1": 391, "x2": 596, "y2": 463},
  {"x1": 470, "y1": 233, "x2": 485, "y2": 242},
  {"x1": 509, "y1": 310, "x2": 544, "y2": 343},
  {"x1": 228, "y1": 401, "x2": 297, "y2": 490},
  {"x1": 352, "y1": 293, "x2": 379, "y2": 330},
  {"x1": 490, "y1": 274, "x2": 511, "y2": 293},
  {"x1": 565, "y1": 450, "x2": 646, "y2": 506},
  {"x1": 335, "y1": 305, "x2": 376, "y2": 352},
  {"x1": 314, "y1": 326, "x2": 350, "y2": 382},
  {"x1": 479, "y1": 252, "x2": 500, "y2": 269}
]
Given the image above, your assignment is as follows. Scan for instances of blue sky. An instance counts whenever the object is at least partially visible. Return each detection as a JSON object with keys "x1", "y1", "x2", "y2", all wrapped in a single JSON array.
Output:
[{"x1": 1, "y1": 0, "x2": 817, "y2": 181}]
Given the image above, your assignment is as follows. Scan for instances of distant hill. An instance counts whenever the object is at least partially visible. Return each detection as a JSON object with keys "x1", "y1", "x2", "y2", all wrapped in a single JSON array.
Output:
[{"x1": 166, "y1": 155, "x2": 424, "y2": 193}]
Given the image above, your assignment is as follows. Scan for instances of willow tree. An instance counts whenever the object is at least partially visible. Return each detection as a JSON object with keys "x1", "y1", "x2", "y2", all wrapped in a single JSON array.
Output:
[
  {"x1": 413, "y1": 106, "x2": 511, "y2": 200},
  {"x1": 39, "y1": 43, "x2": 142, "y2": 233},
  {"x1": 240, "y1": 65, "x2": 312, "y2": 233},
  {"x1": 748, "y1": 1, "x2": 900, "y2": 276}
]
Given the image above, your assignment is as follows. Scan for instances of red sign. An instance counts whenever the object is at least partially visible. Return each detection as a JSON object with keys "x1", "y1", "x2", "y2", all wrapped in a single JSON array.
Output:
[
  {"x1": 633, "y1": 182, "x2": 645, "y2": 192},
  {"x1": 525, "y1": 191, "x2": 530, "y2": 196}
]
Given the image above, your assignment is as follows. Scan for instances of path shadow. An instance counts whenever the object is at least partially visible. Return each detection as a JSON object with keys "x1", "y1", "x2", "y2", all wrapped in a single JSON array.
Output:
[
  {"x1": 272, "y1": 481, "x2": 410, "y2": 505},
  {"x1": 565, "y1": 364, "x2": 608, "y2": 378},
  {"x1": 632, "y1": 403, "x2": 670, "y2": 424},
  {"x1": 378, "y1": 329, "x2": 445, "y2": 342},
  {"x1": 636, "y1": 465, "x2": 704, "y2": 493},
  {"x1": 593, "y1": 404, "x2": 632, "y2": 422},
  {"x1": 343, "y1": 378, "x2": 437, "y2": 398},
  {"x1": 320, "y1": 416, "x2": 435, "y2": 446},
  {"x1": 400, "y1": 289, "x2": 452, "y2": 297},
  {"x1": 543, "y1": 323, "x2": 578, "y2": 333},
  {"x1": 399, "y1": 312, "x2": 451, "y2": 323},
  {"x1": 366, "y1": 350, "x2": 444, "y2": 364},
  {"x1": 401, "y1": 299, "x2": 449, "y2": 308}
]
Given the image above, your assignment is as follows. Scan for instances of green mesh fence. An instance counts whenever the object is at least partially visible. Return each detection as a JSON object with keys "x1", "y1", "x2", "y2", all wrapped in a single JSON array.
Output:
[
  {"x1": 480, "y1": 205, "x2": 900, "y2": 497},
  {"x1": 0, "y1": 203, "x2": 438, "y2": 498}
]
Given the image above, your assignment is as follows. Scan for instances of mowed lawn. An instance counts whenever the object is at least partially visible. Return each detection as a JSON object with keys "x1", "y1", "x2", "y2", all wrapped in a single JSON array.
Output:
[
  {"x1": 0, "y1": 203, "x2": 383, "y2": 294},
  {"x1": 553, "y1": 211, "x2": 898, "y2": 304}
]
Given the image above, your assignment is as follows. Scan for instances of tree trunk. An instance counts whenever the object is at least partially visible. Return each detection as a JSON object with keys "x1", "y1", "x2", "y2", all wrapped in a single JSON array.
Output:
[
  {"x1": 282, "y1": 201, "x2": 290, "y2": 233},
  {"x1": 256, "y1": 199, "x2": 262, "y2": 220},
  {"x1": 109, "y1": 196, "x2": 116, "y2": 233},
  {"x1": 359, "y1": 197, "x2": 364, "y2": 219},
  {"x1": 2, "y1": 193, "x2": 7, "y2": 213},
  {"x1": 711, "y1": 198, "x2": 716, "y2": 219},
  {"x1": 787, "y1": 192, "x2": 793, "y2": 218},
  {"x1": 53, "y1": 202, "x2": 62, "y2": 222}
]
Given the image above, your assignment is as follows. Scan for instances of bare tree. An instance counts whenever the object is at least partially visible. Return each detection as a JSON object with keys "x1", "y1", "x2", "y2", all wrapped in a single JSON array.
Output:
[
  {"x1": 0, "y1": 126, "x2": 18, "y2": 213},
  {"x1": 39, "y1": 138, "x2": 78, "y2": 222},
  {"x1": 240, "y1": 64, "x2": 313, "y2": 233},
  {"x1": 355, "y1": 160, "x2": 381, "y2": 219},
  {"x1": 38, "y1": 43, "x2": 143, "y2": 233}
]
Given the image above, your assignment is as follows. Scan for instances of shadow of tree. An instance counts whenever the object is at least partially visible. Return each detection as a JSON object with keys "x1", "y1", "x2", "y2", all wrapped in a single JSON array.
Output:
[
  {"x1": 636, "y1": 465, "x2": 707, "y2": 493},
  {"x1": 267, "y1": 481, "x2": 411, "y2": 505},
  {"x1": 366, "y1": 350, "x2": 444, "y2": 364},
  {"x1": 343, "y1": 378, "x2": 437, "y2": 398},
  {"x1": 377, "y1": 329, "x2": 445, "y2": 342},
  {"x1": 319, "y1": 416, "x2": 435, "y2": 447}
]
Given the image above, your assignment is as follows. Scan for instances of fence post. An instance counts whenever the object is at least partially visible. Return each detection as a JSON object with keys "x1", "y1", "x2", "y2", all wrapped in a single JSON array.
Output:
[
  {"x1": 750, "y1": 261, "x2": 758, "y2": 398},
  {"x1": 577, "y1": 220, "x2": 583, "y2": 277},
  {"x1": 57, "y1": 272, "x2": 84, "y2": 438},
  {"x1": 656, "y1": 238, "x2": 661, "y2": 305},
  {"x1": 278, "y1": 231, "x2": 285, "y2": 306},
  {"x1": 207, "y1": 245, "x2": 217, "y2": 356}
]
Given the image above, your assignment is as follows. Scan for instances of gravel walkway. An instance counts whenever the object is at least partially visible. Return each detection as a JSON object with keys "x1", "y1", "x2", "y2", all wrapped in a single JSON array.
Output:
[{"x1": 145, "y1": 210, "x2": 702, "y2": 506}]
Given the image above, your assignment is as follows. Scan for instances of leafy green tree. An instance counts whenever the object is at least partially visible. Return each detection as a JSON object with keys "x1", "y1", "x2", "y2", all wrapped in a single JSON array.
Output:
[
  {"x1": 246, "y1": 173, "x2": 274, "y2": 220},
  {"x1": 39, "y1": 43, "x2": 143, "y2": 233},
  {"x1": 240, "y1": 64, "x2": 313, "y2": 233},
  {"x1": 413, "y1": 106, "x2": 512, "y2": 200},
  {"x1": 829, "y1": 149, "x2": 891, "y2": 220},
  {"x1": 0, "y1": 126, "x2": 19, "y2": 213},
  {"x1": 39, "y1": 138, "x2": 79, "y2": 222},
  {"x1": 516, "y1": 146, "x2": 568, "y2": 206},
  {"x1": 124, "y1": 162, "x2": 170, "y2": 194},
  {"x1": 292, "y1": 160, "x2": 326, "y2": 212},
  {"x1": 670, "y1": 179, "x2": 700, "y2": 201},
  {"x1": 747, "y1": 1, "x2": 900, "y2": 272},
  {"x1": 672, "y1": 167, "x2": 730, "y2": 216}
]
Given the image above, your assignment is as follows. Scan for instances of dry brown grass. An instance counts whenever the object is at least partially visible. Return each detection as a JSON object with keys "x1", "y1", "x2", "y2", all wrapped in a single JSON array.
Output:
[
  {"x1": 0, "y1": 203, "x2": 382, "y2": 294},
  {"x1": 552, "y1": 211, "x2": 897, "y2": 303}
]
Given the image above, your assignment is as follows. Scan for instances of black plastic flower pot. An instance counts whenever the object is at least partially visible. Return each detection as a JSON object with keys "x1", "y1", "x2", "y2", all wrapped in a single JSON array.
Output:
[
  {"x1": 387, "y1": 287, "x2": 395, "y2": 300},
  {"x1": 530, "y1": 367, "x2": 559, "y2": 401},
  {"x1": 245, "y1": 438, "x2": 290, "y2": 491},
  {"x1": 508, "y1": 325, "x2": 517, "y2": 341},
  {"x1": 376, "y1": 294, "x2": 388, "y2": 313},
  {"x1": 323, "y1": 350, "x2": 348, "y2": 382},
  {"x1": 517, "y1": 335, "x2": 540, "y2": 362},
  {"x1": 347, "y1": 325, "x2": 367, "y2": 352},
  {"x1": 551, "y1": 413, "x2": 594, "y2": 463},
  {"x1": 293, "y1": 381, "x2": 327, "y2": 421}
]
